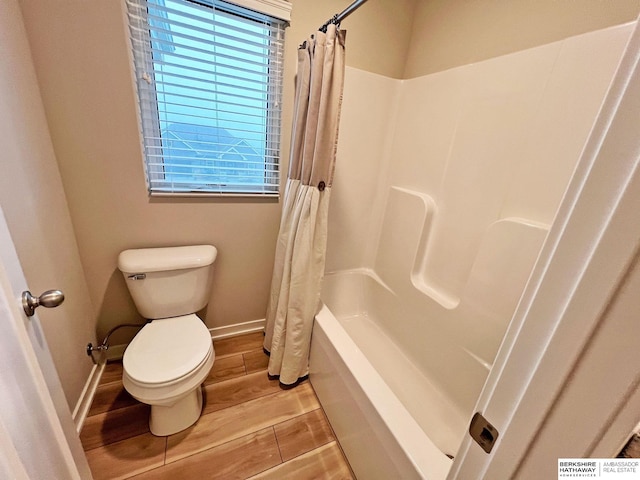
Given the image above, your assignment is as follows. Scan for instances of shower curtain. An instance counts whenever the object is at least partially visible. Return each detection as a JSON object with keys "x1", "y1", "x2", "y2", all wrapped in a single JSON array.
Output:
[{"x1": 264, "y1": 24, "x2": 346, "y2": 386}]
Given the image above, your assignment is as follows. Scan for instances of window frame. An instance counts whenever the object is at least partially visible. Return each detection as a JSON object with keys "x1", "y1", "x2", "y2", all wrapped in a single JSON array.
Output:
[{"x1": 126, "y1": 0, "x2": 291, "y2": 197}]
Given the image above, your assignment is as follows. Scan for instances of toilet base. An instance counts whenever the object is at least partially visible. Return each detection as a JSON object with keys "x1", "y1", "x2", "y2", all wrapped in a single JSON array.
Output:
[{"x1": 149, "y1": 386, "x2": 203, "y2": 436}]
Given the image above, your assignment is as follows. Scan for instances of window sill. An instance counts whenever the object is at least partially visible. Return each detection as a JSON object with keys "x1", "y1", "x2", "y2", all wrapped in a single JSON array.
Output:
[{"x1": 149, "y1": 191, "x2": 280, "y2": 199}]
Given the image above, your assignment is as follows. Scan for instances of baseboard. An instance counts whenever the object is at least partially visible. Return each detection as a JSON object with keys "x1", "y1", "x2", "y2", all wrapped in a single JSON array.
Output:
[
  {"x1": 72, "y1": 362, "x2": 106, "y2": 433},
  {"x1": 210, "y1": 318, "x2": 265, "y2": 340}
]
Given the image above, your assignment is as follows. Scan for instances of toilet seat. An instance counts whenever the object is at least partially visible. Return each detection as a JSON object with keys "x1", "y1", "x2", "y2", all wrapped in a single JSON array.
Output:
[{"x1": 124, "y1": 314, "x2": 212, "y2": 385}]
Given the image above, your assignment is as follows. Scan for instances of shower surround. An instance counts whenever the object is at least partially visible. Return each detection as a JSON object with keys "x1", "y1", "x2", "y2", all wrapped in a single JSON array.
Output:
[{"x1": 308, "y1": 23, "x2": 633, "y2": 479}]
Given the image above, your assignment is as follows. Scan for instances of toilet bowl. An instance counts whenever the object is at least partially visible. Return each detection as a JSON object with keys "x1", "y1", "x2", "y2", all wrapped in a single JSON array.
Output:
[
  {"x1": 123, "y1": 314, "x2": 214, "y2": 436},
  {"x1": 118, "y1": 245, "x2": 217, "y2": 436}
]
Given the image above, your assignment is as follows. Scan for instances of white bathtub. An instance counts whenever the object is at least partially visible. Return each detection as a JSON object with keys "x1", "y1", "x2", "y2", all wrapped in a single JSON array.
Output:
[{"x1": 309, "y1": 269, "x2": 458, "y2": 479}]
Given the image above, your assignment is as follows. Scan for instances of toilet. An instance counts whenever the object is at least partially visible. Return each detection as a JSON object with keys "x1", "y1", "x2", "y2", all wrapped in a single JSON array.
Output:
[{"x1": 117, "y1": 245, "x2": 217, "y2": 436}]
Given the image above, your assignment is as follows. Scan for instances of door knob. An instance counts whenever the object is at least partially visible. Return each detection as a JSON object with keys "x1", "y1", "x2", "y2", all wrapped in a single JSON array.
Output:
[{"x1": 22, "y1": 290, "x2": 65, "y2": 317}]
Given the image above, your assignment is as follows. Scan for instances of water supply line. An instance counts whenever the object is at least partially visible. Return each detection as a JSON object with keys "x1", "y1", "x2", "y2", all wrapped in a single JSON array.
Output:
[{"x1": 86, "y1": 322, "x2": 146, "y2": 361}]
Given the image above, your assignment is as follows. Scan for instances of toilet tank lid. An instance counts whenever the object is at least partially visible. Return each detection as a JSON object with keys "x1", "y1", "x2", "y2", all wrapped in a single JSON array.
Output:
[{"x1": 118, "y1": 245, "x2": 217, "y2": 273}]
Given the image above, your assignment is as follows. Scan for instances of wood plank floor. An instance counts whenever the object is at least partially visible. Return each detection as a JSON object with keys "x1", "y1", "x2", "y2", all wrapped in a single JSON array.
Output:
[{"x1": 81, "y1": 332, "x2": 354, "y2": 480}]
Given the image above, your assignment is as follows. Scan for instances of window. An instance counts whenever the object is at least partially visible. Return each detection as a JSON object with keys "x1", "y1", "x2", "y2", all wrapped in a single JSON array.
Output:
[{"x1": 126, "y1": 0, "x2": 290, "y2": 196}]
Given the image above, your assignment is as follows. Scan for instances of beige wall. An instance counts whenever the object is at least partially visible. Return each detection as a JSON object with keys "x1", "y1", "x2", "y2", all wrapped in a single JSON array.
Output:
[
  {"x1": 404, "y1": 0, "x2": 640, "y2": 78},
  {"x1": 17, "y1": 0, "x2": 416, "y2": 345},
  {"x1": 0, "y1": 0, "x2": 97, "y2": 408},
  {"x1": 289, "y1": 0, "x2": 417, "y2": 79}
]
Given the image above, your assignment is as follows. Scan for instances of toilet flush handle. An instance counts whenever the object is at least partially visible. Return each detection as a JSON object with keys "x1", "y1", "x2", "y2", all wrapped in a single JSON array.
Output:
[{"x1": 22, "y1": 290, "x2": 65, "y2": 317}]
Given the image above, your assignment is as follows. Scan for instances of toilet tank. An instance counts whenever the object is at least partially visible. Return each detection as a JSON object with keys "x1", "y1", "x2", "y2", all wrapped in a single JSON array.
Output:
[{"x1": 118, "y1": 245, "x2": 217, "y2": 319}]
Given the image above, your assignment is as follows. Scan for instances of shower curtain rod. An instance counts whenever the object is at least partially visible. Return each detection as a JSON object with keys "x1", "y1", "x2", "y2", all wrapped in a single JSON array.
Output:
[{"x1": 319, "y1": 0, "x2": 370, "y2": 32}]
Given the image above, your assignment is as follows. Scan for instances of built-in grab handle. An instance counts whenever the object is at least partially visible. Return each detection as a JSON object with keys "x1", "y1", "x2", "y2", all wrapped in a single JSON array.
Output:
[{"x1": 22, "y1": 290, "x2": 65, "y2": 317}]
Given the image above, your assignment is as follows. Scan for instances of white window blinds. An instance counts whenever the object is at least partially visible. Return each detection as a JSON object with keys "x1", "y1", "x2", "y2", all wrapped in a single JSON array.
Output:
[{"x1": 126, "y1": 0, "x2": 289, "y2": 196}]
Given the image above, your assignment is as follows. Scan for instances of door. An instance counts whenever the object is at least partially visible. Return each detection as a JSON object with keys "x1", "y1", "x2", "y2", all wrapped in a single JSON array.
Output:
[
  {"x1": 0, "y1": 206, "x2": 91, "y2": 479},
  {"x1": 450, "y1": 17, "x2": 640, "y2": 480}
]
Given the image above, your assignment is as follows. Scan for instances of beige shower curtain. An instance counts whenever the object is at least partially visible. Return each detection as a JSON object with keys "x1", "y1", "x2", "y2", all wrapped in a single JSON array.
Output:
[{"x1": 263, "y1": 25, "x2": 346, "y2": 386}]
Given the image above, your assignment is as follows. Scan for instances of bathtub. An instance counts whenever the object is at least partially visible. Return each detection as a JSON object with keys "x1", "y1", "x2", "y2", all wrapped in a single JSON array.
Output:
[{"x1": 309, "y1": 269, "x2": 460, "y2": 479}]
